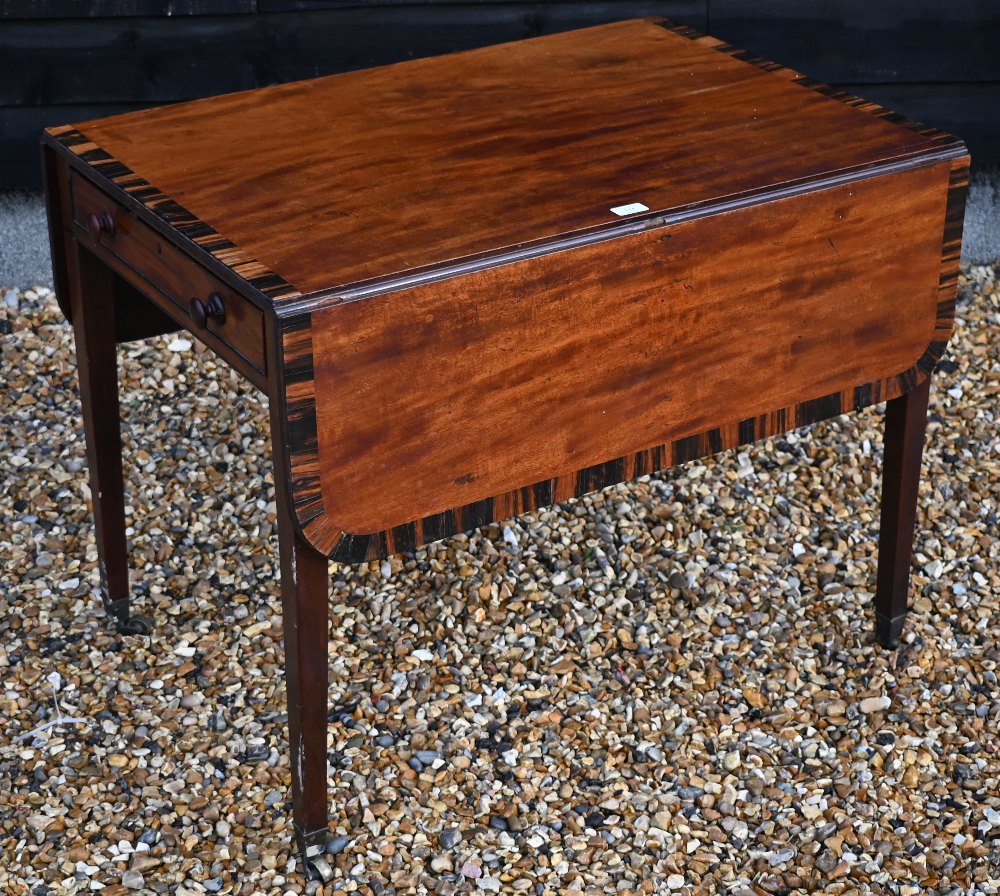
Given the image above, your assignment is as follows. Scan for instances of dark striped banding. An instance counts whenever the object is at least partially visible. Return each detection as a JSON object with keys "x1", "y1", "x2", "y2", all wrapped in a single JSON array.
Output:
[
  {"x1": 44, "y1": 22, "x2": 968, "y2": 564},
  {"x1": 281, "y1": 160, "x2": 966, "y2": 561},
  {"x1": 44, "y1": 125, "x2": 302, "y2": 310}
]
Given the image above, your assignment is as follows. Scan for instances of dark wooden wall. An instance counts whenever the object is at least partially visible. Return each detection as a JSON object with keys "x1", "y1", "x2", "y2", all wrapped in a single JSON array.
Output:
[{"x1": 1, "y1": 0, "x2": 996, "y2": 188}]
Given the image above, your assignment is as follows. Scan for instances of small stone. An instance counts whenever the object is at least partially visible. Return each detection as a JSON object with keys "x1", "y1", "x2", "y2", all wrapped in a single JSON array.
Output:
[
  {"x1": 138, "y1": 830, "x2": 158, "y2": 847},
  {"x1": 462, "y1": 862, "x2": 481, "y2": 879},
  {"x1": 121, "y1": 871, "x2": 144, "y2": 890},
  {"x1": 327, "y1": 836, "x2": 350, "y2": 856},
  {"x1": 816, "y1": 850, "x2": 838, "y2": 873},
  {"x1": 769, "y1": 848, "x2": 795, "y2": 866},
  {"x1": 668, "y1": 572, "x2": 688, "y2": 590},
  {"x1": 167, "y1": 337, "x2": 192, "y2": 352},
  {"x1": 416, "y1": 749, "x2": 441, "y2": 765},
  {"x1": 439, "y1": 828, "x2": 462, "y2": 849},
  {"x1": 666, "y1": 874, "x2": 685, "y2": 890},
  {"x1": 430, "y1": 855, "x2": 453, "y2": 873},
  {"x1": 722, "y1": 751, "x2": 741, "y2": 771},
  {"x1": 860, "y1": 696, "x2": 891, "y2": 714},
  {"x1": 129, "y1": 855, "x2": 162, "y2": 873}
]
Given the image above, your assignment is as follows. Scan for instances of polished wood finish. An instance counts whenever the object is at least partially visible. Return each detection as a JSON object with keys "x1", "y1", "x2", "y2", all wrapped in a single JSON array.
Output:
[
  {"x1": 275, "y1": 466, "x2": 332, "y2": 858},
  {"x1": 69, "y1": 170, "x2": 267, "y2": 377},
  {"x1": 310, "y1": 162, "x2": 949, "y2": 536},
  {"x1": 63, "y1": 19, "x2": 950, "y2": 298},
  {"x1": 65, "y1": 242, "x2": 133, "y2": 625},
  {"x1": 40, "y1": 17, "x2": 968, "y2": 875},
  {"x1": 875, "y1": 376, "x2": 932, "y2": 648}
]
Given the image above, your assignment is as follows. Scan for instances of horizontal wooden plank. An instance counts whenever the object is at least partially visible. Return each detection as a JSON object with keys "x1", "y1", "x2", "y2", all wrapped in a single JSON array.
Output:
[
  {"x1": 712, "y1": 0, "x2": 999, "y2": 84},
  {"x1": 0, "y1": 104, "x2": 155, "y2": 190},
  {"x1": 0, "y1": 0, "x2": 256, "y2": 16},
  {"x1": 853, "y1": 81, "x2": 1000, "y2": 166},
  {"x1": 0, "y1": 3, "x2": 705, "y2": 106},
  {"x1": 257, "y1": 0, "x2": 698, "y2": 9},
  {"x1": 0, "y1": 17, "x2": 266, "y2": 106},
  {"x1": 264, "y1": 2, "x2": 705, "y2": 82}
]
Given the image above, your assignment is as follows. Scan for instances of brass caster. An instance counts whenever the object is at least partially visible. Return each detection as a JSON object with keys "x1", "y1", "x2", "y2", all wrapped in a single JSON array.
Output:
[{"x1": 306, "y1": 855, "x2": 334, "y2": 883}]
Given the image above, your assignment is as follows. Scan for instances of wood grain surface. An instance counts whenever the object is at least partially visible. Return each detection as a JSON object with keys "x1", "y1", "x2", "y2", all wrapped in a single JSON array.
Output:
[
  {"x1": 309, "y1": 161, "x2": 950, "y2": 535},
  {"x1": 59, "y1": 18, "x2": 954, "y2": 298},
  {"x1": 287, "y1": 168, "x2": 967, "y2": 562},
  {"x1": 69, "y1": 171, "x2": 267, "y2": 374},
  {"x1": 42, "y1": 18, "x2": 968, "y2": 560}
]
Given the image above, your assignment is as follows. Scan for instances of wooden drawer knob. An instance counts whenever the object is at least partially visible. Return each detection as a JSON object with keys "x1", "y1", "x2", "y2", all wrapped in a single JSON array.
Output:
[
  {"x1": 189, "y1": 292, "x2": 226, "y2": 329},
  {"x1": 87, "y1": 210, "x2": 116, "y2": 242}
]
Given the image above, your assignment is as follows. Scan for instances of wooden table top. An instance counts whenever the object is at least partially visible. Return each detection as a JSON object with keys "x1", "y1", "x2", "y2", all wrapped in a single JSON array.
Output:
[{"x1": 59, "y1": 18, "x2": 962, "y2": 306}]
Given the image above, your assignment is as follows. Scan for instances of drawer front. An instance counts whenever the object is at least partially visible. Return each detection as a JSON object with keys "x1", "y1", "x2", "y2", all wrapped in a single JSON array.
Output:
[{"x1": 70, "y1": 172, "x2": 266, "y2": 374}]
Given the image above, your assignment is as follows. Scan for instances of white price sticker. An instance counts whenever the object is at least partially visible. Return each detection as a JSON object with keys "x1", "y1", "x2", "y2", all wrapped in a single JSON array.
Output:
[{"x1": 610, "y1": 202, "x2": 649, "y2": 216}]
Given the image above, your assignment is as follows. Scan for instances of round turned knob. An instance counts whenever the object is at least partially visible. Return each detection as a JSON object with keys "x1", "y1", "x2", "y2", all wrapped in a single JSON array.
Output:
[
  {"x1": 189, "y1": 293, "x2": 226, "y2": 329},
  {"x1": 205, "y1": 292, "x2": 226, "y2": 325},
  {"x1": 87, "y1": 210, "x2": 116, "y2": 242},
  {"x1": 189, "y1": 296, "x2": 207, "y2": 329}
]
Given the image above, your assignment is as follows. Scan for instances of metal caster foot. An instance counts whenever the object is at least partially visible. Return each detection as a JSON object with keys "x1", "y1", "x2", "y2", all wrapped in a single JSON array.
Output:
[
  {"x1": 875, "y1": 612, "x2": 906, "y2": 649},
  {"x1": 101, "y1": 593, "x2": 152, "y2": 636},
  {"x1": 116, "y1": 614, "x2": 153, "y2": 636},
  {"x1": 306, "y1": 856, "x2": 334, "y2": 883}
]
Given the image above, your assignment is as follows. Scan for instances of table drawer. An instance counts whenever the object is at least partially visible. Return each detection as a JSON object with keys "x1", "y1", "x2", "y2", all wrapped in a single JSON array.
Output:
[{"x1": 70, "y1": 172, "x2": 266, "y2": 374}]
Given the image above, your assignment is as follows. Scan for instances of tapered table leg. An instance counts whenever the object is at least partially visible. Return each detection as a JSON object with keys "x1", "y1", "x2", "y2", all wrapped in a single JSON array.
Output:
[
  {"x1": 275, "y1": 493, "x2": 332, "y2": 880},
  {"x1": 67, "y1": 244, "x2": 148, "y2": 634},
  {"x1": 874, "y1": 375, "x2": 932, "y2": 648}
]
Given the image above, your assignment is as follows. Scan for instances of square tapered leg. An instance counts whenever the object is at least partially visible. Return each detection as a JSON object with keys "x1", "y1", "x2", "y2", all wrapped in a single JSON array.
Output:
[
  {"x1": 67, "y1": 244, "x2": 149, "y2": 635},
  {"x1": 875, "y1": 376, "x2": 932, "y2": 647}
]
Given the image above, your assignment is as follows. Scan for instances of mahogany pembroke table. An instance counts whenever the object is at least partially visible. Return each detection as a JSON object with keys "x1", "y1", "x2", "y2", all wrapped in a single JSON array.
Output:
[{"x1": 41, "y1": 19, "x2": 968, "y2": 880}]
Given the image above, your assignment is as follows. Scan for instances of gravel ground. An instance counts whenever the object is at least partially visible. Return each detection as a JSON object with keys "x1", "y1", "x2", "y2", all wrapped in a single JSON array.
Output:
[{"x1": 1, "y1": 267, "x2": 999, "y2": 896}]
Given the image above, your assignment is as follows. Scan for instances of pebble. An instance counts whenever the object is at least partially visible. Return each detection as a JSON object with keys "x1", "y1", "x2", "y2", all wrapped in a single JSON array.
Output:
[
  {"x1": 326, "y1": 836, "x2": 350, "y2": 856},
  {"x1": 121, "y1": 871, "x2": 144, "y2": 890},
  {"x1": 415, "y1": 749, "x2": 441, "y2": 764},
  {"x1": 2, "y1": 266, "x2": 998, "y2": 893},
  {"x1": 860, "y1": 696, "x2": 891, "y2": 714},
  {"x1": 439, "y1": 828, "x2": 463, "y2": 849}
]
